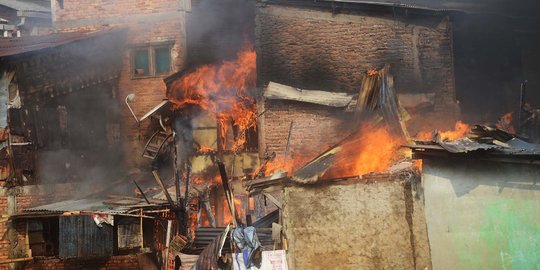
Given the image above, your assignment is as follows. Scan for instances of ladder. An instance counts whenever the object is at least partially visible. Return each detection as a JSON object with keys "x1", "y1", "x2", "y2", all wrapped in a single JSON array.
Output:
[{"x1": 142, "y1": 131, "x2": 173, "y2": 160}]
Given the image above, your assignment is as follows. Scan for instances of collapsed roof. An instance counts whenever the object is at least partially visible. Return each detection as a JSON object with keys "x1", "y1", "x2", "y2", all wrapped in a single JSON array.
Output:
[{"x1": 410, "y1": 125, "x2": 540, "y2": 164}]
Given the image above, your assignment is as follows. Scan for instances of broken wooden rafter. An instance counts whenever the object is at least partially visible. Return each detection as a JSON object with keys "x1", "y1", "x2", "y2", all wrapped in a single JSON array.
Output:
[
  {"x1": 245, "y1": 171, "x2": 288, "y2": 195},
  {"x1": 133, "y1": 180, "x2": 151, "y2": 204},
  {"x1": 152, "y1": 170, "x2": 176, "y2": 208},
  {"x1": 217, "y1": 161, "x2": 240, "y2": 226}
]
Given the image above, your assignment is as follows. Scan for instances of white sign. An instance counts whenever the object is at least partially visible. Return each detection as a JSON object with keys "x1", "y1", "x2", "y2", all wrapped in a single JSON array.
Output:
[{"x1": 233, "y1": 250, "x2": 289, "y2": 270}]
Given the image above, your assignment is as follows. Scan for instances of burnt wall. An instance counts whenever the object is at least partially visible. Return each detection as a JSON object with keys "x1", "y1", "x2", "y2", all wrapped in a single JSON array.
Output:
[
  {"x1": 256, "y1": 3, "x2": 459, "y2": 134},
  {"x1": 255, "y1": 4, "x2": 455, "y2": 107}
]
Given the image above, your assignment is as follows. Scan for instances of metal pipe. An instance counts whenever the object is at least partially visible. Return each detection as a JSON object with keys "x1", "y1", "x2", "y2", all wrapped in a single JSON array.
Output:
[
  {"x1": 164, "y1": 220, "x2": 172, "y2": 270},
  {"x1": 125, "y1": 93, "x2": 139, "y2": 125},
  {"x1": 518, "y1": 80, "x2": 527, "y2": 134}
]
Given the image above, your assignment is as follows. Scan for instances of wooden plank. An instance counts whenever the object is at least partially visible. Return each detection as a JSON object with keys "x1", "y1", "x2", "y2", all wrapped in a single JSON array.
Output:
[
  {"x1": 264, "y1": 81, "x2": 354, "y2": 107},
  {"x1": 217, "y1": 162, "x2": 240, "y2": 226},
  {"x1": 0, "y1": 257, "x2": 33, "y2": 264}
]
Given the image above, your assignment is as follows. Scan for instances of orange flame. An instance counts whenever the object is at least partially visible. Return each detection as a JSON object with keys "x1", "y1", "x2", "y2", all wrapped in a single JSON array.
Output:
[
  {"x1": 416, "y1": 121, "x2": 470, "y2": 141},
  {"x1": 168, "y1": 45, "x2": 257, "y2": 150},
  {"x1": 325, "y1": 123, "x2": 404, "y2": 178},
  {"x1": 223, "y1": 198, "x2": 244, "y2": 225},
  {"x1": 496, "y1": 112, "x2": 515, "y2": 134},
  {"x1": 263, "y1": 155, "x2": 311, "y2": 177},
  {"x1": 197, "y1": 145, "x2": 216, "y2": 154}
]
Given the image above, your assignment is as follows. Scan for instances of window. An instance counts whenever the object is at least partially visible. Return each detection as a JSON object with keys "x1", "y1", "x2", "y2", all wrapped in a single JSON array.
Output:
[{"x1": 132, "y1": 44, "x2": 173, "y2": 78}]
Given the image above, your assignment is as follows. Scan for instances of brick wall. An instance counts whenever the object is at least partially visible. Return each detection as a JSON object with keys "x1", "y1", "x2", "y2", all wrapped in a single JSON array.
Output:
[
  {"x1": 256, "y1": 4, "x2": 459, "y2": 147},
  {"x1": 52, "y1": 0, "x2": 187, "y2": 169},
  {"x1": 256, "y1": 4, "x2": 455, "y2": 103},
  {"x1": 259, "y1": 100, "x2": 349, "y2": 161},
  {"x1": 25, "y1": 254, "x2": 139, "y2": 270},
  {"x1": 53, "y1": 0, "x2": 182, "y2": 21},
  {"x1": 0, "y1": 185, "x2": 75, "y2": 270}
]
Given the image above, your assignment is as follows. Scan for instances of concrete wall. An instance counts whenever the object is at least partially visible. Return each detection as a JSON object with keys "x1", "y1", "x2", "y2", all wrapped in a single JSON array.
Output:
[
  {"x1": 282, "y1": 178, "x2": 430, "y2": 270},
  {"x1": 423, "y1": 158, "x2": 540, "y2": 270}
]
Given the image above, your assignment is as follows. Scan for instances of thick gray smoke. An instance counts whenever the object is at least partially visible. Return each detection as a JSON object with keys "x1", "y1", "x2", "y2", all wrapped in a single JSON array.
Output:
[{"x1": 186, "y1": 0, "x2": 255, "y2": 66}]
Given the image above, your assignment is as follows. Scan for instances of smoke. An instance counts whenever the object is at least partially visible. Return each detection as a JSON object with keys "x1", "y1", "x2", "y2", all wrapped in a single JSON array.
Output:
[
  {"x1": 186, "y1": 0, "x2": 255, "y2": 66},
  {"x1": 35, "y1": 84, "x2": 127, "y2": 198}
]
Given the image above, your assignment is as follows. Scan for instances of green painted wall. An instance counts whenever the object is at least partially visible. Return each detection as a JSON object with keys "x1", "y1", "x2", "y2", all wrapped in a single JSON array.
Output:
[{"x1": 423, "y1": 158, "x2": 540, "y2": 270}]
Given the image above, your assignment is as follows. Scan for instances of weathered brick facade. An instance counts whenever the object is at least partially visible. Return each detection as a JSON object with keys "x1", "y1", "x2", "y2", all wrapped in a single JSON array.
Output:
[
  {"x1": 259, "y1": 101, "x2": 349, "y2": 159},
  {"x1": 256, "y1": 3, "x2": 459, "y2": 156},
  {"x1": 0, "y1": 185, "x2": 75, "y2": 270},
  {"x1": 0, "y1": 1, "x2": 188, "y2": 269},
  {"x1": 256, "y1": 4, "x2": 455, "y2": 101},
  {"x1": 52, "y1": 0, "x2": 188, "y2": 169},
  {"x1": 26, "y1": 254, "x2": 139, "y2": 270}
]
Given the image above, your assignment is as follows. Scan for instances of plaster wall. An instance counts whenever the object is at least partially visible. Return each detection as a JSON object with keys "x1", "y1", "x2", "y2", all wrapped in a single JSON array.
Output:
[
  {"x1": 423, "y1": 158, "x2": 540, "y2": 270},
  {"x1": 282, "y1": 179, "x2": 430, "y2": 270}
]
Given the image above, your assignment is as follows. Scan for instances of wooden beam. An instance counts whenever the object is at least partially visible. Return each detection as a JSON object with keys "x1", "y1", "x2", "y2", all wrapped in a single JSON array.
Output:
[
  {"x1": 262, "y1": 192, "x2": 282, "y2": 209},
  {"x1": 152, "y1": 170, "x2": 175, "y2": 208},
  {"x1": 0, "y1": 257, "x2": 33, "y2": 264},
  {"x1": 265, "y1": 81, "x2": 355, "y2": 107}
]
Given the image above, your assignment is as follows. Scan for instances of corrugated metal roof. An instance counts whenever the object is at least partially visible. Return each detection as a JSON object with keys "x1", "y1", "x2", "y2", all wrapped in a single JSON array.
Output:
[
  {"x1": 24, "y1": 198, "x2": 132, "y2": 214},
  {"x1": 0, "y1": 29, "x2": 122, "y2": 58},
  {"x1": 409, "y1": 137, "x2": 540, "y2": 156},
  {"x1": 0, "y1": 0, "x2": 50, "y2": 13},
  {"x1": 319, "y1": 0, "x2": 481, "y2": 12},
  {"x1": 269, "y1": 0, "x2": 540, "y2": 16}
]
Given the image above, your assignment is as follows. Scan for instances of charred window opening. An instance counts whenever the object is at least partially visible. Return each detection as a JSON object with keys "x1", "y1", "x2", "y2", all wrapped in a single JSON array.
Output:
[
  {"x1": 131, "y1": 43, "x2": 173, "y2": 78},
  {"x1": 24, "y1": 215, "x2": 157, "y2": 259},
  {"x1": 243, "y1": 125, "x2": 258, "y2": 152},
  {"x1": 114, "y1": 216, "x2": 154, "y2": 253},
  {"x1": 27, "y1": 218, "x2": 59, "y2": 257}
]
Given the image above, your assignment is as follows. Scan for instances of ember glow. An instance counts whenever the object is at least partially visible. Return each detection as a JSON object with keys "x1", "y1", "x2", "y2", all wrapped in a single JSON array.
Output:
[
  {"x1": 325, "y1": 123, "x2": 404, "y2": 178},
  {"x1": 263, "y1": 155, "x2": 311, "y2": 177},
  {"x1": 169, "y1": 45, "x2": 257, "y2": 150},
  {"x1": 496, "y1": 112, "x2": 515, "y2": 134},
  {"x1": 416, "y1": 120, "x2": 471, "y2": 141}
]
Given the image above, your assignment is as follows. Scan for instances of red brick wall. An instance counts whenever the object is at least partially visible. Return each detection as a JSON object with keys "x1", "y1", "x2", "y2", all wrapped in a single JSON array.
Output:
[
  {"x1": 53, "y1": 0, "x2": 181, "y2": 21},
  {"x1": 260, "y1": 100, "x2": 349, "y2": 161},
  {"x1": 52, "y1": 0, "x2": 187, "y2": 169},
  {"x1": 256, "y1": 4, "x2": 459, "y2": 143},
  {"x1": 256, "y1": 4, "x2": 455, "y2": 107},
  {"x1": 25, "y1": 254, "x2": 139, "y2": 270},
  {"x1": 0, "y1": 185, "x2": 76, "y2": 270}
]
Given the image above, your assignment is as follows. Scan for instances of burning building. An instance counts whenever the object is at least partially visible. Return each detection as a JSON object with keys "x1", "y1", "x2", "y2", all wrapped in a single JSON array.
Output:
[{"x1": 0, "y1": 0, "x2": 536, "y2": 269}]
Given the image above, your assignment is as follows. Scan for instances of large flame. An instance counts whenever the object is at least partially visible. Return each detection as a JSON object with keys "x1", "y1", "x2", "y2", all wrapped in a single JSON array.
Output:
[
  {"x1": 168, "y1": 45, "x2": 257, "y2": 150},
  {"x1": 325, "y1": 123, "x2": 404, "y2": 178},
  {"x1": 416, "y1": 121, "x2": 470, "y2": 141}
]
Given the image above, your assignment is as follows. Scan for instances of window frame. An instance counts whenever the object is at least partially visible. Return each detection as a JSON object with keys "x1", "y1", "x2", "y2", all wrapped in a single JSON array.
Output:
[{"x1": 130, "y1": 41, "x2": 174, "y2": 79}]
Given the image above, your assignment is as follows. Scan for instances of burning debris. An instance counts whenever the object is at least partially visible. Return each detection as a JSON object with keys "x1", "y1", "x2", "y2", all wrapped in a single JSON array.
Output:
[{"x1": 168, "y1": 45, "x2": 257, "y2": 152}]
